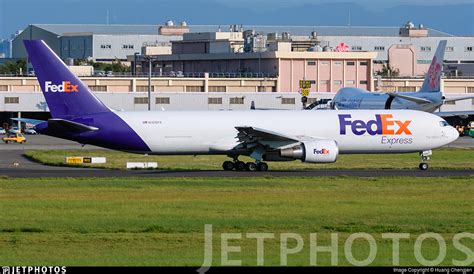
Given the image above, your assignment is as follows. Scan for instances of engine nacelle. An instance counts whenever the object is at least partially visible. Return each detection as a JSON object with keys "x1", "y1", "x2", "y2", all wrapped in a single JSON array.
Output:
[
  {"x1": 262, "y1": 150, "x2": 295, "y2": 161},
  {"x1": 279, "y1": 140, "x2": 339, "y2": 163}
]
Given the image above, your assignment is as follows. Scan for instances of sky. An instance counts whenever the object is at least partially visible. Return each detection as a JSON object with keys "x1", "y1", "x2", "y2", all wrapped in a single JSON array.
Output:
[
  {"x1": 1, "y1": 0, "x2": 473, "y2": 38},
  {"x1": 222, "y1": 0, "x2": 474, "y2": 10}
]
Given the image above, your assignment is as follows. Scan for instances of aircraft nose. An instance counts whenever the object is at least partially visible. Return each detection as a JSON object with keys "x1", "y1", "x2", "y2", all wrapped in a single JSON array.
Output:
[{"x1": 447, "y1": 126, "x2": 459, "y2": 143}]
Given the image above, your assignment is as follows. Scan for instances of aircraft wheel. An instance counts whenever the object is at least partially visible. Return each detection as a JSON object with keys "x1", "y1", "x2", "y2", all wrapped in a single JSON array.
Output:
[
  {"x1": 222, "y1": 161, "x2": 234, "y2": 171},
  {"x1": 235, "y1": 161, "x2": 246, "y2": 171},
  {"x1": 257, "y1": 162, "x2": 268, "y2": 171},
  {"x1": 419, "y1": 163, "x2": 429, "y2": 171},
  {"x1": 245, "y1": 162, "x2": 257, "y2": 171}
]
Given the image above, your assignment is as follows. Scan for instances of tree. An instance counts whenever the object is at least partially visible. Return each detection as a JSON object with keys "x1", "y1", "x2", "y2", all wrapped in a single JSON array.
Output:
[
  {"x1": 0, "y1": 59, "x2": 27, "y2": 74},
  {"x1": 80, "y1": 59, "x2": 130, "y2": 73},
  {"x1": 376, "y1": 63, "x2": 399, "y2": 77}
]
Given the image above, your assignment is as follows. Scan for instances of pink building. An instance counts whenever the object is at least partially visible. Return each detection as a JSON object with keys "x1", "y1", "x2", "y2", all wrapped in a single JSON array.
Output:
[
  {"x1": 276, "y1": 51, "x2": 376, "y2": 92},
  {"x1": 135, "y1": 39, "x2": 377, "y2": 92},
  {"x1": 371, "y1": 44, "x2": 432, "y2": 77}
]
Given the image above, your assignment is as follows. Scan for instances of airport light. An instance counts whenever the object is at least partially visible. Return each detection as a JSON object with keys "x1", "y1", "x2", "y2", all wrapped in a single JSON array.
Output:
[
  {"x1": 148, "y1": 57, "x2": 151, "y2": 111},
  {"x1": 132, "y1": 52, "x2": 139, "y2": 76},
  {"x1": 142, "y1": 56, "x2": 153, "y2": 111}
]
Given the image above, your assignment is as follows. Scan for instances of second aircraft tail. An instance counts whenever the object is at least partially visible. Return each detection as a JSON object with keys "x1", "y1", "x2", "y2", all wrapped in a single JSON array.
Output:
[{"x1": 419, "y1": 40, "x2": 447, "y2": 93}]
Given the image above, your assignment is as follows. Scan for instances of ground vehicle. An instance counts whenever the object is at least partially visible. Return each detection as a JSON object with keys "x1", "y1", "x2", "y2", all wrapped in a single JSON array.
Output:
[
  {"x1": 0, "y1": 127, "x2": 6, "y2": 135},
  {"x1": 2, "y1": 133, "x2": 26, "y2": 144},
  {"x1": 93, "y1": 70, "x2": 105, "y2": 76},
  {"x1": 24, "y1": 128, "x2": 38, "y2": 135},
  {"x1": 465, "y1": 128, "x2": 474, "y2": 137},
  {"x1": 9, "y1": 127, "x2": 20, "y2": 134}
]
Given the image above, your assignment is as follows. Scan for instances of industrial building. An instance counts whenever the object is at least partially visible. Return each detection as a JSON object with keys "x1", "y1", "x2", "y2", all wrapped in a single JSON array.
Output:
[
  {"x1": 1, "y1": 75, "x2": 473, "y2": 124},
  {"x1": 134, "y1": 22, "x2": 474, "y2": 77},
  {"x1": 133, "y1": 45, "x2": 376, "y2": 92},
  {"x1": 11, "y1": 23, "x2": 187, "y2": 62},
  {"x1": 1, "y1": 22, "x2": 473, "y2": 124},
  {"x1": 10, "y1": 22, "x2": 474, "y2": 76}
]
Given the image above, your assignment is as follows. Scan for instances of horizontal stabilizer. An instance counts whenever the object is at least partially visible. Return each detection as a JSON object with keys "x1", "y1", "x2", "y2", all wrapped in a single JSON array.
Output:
[
  {"x1": 388, "y1": 93, "x2": 432, "y2": 104},
  {"x1": 10, "y1": 118, "x2": 45, "y2": 125},
  {"x1": 435, "y1": 111, "x2": 474, "y2": 119},
  {"x1": 444, "y1": 95, "x2": 474, "y2": 103},
  {"x1": 48, "y1": 119, "x2": 99, "y2": 133}
]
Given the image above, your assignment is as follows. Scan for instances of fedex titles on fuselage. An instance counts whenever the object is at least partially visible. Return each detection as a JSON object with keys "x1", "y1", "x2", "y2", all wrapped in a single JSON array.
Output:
[
  {"x1": 339, "y1": 114, "x2": 413, "y2": 145},
  {"x1": 45, "y1": 81, "x2": 78, "y2": 93}
]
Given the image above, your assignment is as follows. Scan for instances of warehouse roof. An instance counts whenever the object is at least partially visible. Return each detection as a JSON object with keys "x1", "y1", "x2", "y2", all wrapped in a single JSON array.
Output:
[{"x1": 29, "y1": 23, "x2": 454, "y2": 37}]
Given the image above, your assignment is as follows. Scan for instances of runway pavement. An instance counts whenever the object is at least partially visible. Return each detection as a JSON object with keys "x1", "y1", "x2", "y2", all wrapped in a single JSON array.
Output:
[
  {"x1": 0, "y1": 135, "x2": 103, "y2": 151},
  {"x1": 0, "y1": 167, "x2": 473, "y2": 178},
  {"x1": 0, "y1": 135, "x2": 472, "y2": 178}
]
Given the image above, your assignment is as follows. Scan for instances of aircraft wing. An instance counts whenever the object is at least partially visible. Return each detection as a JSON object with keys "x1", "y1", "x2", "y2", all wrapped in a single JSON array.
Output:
[
  {"x1": 444, "y1": 95, "x2": 474, "y2": 103},
  {"x1": 235, "y1": 126, "x2": 310, "y2": 161},
  {"x1": 235, "y1": 126, "x2": 329, "y2": 161},
  {"x1": 235, "y1": 126, "x2": 299, "y2": 144},
  {"x1": 387, "y1": 93, "x2": 432, "y2": 104},
  {"x1": 435, "y1": 111, "x2": 474, "y2": 119}
]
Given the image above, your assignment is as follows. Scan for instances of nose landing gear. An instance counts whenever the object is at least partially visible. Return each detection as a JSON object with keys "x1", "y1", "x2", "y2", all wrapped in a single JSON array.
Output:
[
  {"x1": 419, "y1": 162, "x2": 429, "y2": 171},
  {"x1": 419, "y1": 150, "x2": 432, "y2": 171}
]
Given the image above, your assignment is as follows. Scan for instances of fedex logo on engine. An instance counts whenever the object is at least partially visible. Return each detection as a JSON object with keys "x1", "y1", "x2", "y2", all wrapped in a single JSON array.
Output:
[
  {"x1": 339, "y1": 114, "x2": 412, "y2": 136},
  {"x1": 45, "y1": 81, "x2": 78, "y2": 93},
  {"x1": 314, "y1": 148, "x2": 330, "y2": 155}
]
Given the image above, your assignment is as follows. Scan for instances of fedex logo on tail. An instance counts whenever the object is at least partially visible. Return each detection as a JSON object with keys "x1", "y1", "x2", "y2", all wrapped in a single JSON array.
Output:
[
  {"x1": 339, "y1": 114, "x2": 412, "y2": 136},
  {"x1": 45, "y1": 81, "x2": 78, "y2": 93}
]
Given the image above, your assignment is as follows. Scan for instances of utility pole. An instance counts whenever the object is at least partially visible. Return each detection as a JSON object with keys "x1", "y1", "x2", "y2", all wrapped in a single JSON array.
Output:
[{"x1": 148, "y1": 57, "x2": 152, "y2": 111}]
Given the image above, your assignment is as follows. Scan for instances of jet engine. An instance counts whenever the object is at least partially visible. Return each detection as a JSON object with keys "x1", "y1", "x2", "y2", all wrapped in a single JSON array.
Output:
[{"x1": 279, "y1": 140, "x2": 339, "y2": 163}]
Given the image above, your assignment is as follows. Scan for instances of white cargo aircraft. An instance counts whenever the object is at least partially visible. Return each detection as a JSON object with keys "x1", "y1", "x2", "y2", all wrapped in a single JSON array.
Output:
[
  {"x1": 327, "y1": 40, "x2": 474, "y2": 118},
  {"x1": 21, "y1": 40, "x2": 459, "y2": 171}
]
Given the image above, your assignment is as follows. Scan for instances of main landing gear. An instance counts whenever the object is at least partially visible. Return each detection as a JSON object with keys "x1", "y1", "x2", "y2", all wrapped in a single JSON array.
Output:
[
  {"x1": 222, "y1": 159, "x2": 269, "y2": 171},
  {"x1": 419, "y1": 150, "x2": 432, "y2": 171}
]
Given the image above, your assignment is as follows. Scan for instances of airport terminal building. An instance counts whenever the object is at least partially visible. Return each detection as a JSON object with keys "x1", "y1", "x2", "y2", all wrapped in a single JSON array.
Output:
[{"x1": 1, "y1": 22, "x2": 474, "y2": 124}]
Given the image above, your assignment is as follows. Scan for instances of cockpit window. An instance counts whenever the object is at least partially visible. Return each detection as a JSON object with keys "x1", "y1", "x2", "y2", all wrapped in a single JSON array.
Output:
[{"x1": 439, "y1": 121, "x2": 449, "y2": 127}]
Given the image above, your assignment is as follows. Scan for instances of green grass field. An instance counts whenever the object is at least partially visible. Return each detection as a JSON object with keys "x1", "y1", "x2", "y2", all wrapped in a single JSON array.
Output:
[
  {"x1": 24, "y1": 148, "x2": 474, "y2": 170},
  {"x1": 0, "y1": 176, "x2": 473, "y2": 266}
]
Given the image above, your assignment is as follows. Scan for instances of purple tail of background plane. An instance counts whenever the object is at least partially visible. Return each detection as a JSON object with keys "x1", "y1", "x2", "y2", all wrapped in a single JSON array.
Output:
[{"x1": 24, "y1": 40, "x2": 110, "y2": 119}]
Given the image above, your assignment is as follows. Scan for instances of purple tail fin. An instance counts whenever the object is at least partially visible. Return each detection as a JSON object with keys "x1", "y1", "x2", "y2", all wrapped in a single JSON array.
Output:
[{"x1": 24, "y1": 40, "x2": 110, "y2": 118}]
